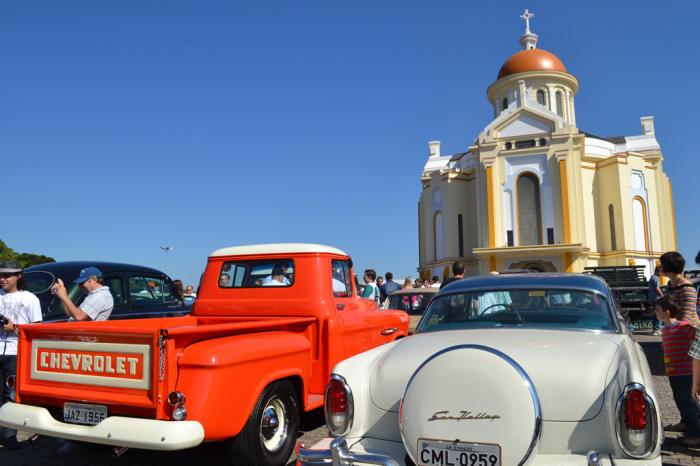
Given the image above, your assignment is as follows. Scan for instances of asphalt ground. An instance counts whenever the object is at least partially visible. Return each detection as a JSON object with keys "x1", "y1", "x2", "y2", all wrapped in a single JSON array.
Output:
[{"x1": 3, "y1": 331, "x2": 700, "y2": 465}]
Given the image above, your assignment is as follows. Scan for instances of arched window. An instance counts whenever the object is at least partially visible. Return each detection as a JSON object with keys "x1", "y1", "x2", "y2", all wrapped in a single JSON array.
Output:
[
  {"x1": 608, "y1": 204, "x2": 617, "y2": 251},
  {"x1": 632, "y1": 197, "x2": 650, "y2": 252},
  {"x1": 502, "y1": 97, "x2": 508, "y2": 111},
  {"x1": 536, "y1": 90, "x2": 546, "y2": 105},
  {"x1": 516, "y1": 173, "x2": 542, "y2": 246},
  {"x1": 433, "y1": 211, "x2": 444, "y2": 260},
  {"x1": 458, "y1": 214, "x2": 464, "y2": 258},
  {"x1": 555, "y1": 91, "x2": 564, "y2": 117}
]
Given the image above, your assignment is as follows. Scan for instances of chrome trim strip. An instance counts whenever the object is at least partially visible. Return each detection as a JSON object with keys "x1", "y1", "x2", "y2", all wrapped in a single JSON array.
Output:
[
  {"x1": 298, "y1": 437, "x2": 399, "y2": 466},
  {"x1": 399, "y1": 344, "x2": 542, "y2": 466},
  {"x1": 325, "y1": 374, "x2": 354, "y2": 438},
  {"x1": 614, "y1": 382, "x2": 659, "y2": 458}
]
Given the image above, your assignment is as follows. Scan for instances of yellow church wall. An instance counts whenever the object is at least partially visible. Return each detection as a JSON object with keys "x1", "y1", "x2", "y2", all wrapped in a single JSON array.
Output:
[
  {"x1": 594, "y1": 161, "x2": 626, "y2": 259},
  {"x1": 580, "y1": 165, "x2": 598, "y2": 252}
]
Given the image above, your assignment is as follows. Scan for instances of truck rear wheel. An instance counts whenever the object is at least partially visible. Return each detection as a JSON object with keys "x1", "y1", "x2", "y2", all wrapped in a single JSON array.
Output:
[{"x1": 226, "y1": 380, "x2": 299, "y2": 466}]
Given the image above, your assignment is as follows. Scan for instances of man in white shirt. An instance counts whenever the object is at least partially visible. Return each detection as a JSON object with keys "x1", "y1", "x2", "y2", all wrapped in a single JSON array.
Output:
[
  {"x1": 51, "y1": 266, "x2": 114, "y2": 321},
  {"x1": 0, "y1": 260, "x2": 42, "y2": 450}
]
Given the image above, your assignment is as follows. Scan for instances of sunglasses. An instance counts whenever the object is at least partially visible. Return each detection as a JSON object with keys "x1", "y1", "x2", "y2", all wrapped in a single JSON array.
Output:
[{"x1": 0, "y1": 273, "x2": 20, "y2": 279}]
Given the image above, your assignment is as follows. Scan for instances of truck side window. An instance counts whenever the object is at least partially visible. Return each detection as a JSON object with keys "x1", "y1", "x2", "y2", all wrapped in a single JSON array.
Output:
[
  {"x1": 219, "y1": 260, "x2": 295, "y2": 288},
  {"x1": 331, "y1": 259, "x2": 352, "y2": 298}
]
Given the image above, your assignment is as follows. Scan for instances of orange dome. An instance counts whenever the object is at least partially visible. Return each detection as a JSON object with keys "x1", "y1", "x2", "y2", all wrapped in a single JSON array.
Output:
[{"x1": 497, "y1": 49, "x2": 567, "y2": 79}]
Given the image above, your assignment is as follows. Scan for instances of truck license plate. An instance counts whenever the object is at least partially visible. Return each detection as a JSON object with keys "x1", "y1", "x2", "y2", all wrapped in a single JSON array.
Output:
[
  {"x1": 417, "y1": 439, "x2": 501, "y2": 466},
  {"x1": 63, "y1": 403, "x2": 107, "y2": 426}
]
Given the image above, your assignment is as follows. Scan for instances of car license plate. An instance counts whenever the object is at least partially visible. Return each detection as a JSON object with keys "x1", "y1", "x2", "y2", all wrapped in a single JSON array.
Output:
[
  {"x1": 417, "y1": 439, "x2": 501, "y2": 466},
  {"x1": 63, "y1": 403, "x2": 107, "y2": 426}
]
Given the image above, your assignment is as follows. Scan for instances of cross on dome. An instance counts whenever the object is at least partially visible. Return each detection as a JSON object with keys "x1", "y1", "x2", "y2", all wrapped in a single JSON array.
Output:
[
  {"x1": 520, "y1": 9, "x2": 534, "y2": 35},
  {"x1": 518, "y1": 8, "x2": 539, "y2": 50}
]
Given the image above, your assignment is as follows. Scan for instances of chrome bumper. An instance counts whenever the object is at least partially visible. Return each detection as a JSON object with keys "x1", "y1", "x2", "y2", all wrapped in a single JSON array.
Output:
[
  {"x1": 299, "y1": 437, "x2": 399, "y2": 466},
  {"x1": 0, "y1": 402, "x2": 204, "y2": 450}
]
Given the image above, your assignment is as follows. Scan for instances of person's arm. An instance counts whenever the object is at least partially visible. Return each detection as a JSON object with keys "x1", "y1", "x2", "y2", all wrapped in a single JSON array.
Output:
[{"x1": 52, "y1": 279, "x2": 91, "y2": 321}]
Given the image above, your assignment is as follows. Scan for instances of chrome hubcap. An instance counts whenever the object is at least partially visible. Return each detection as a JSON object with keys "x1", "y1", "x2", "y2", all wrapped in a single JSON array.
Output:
[{"x1": 260, "y1": 397, "x2": 287, "y2": 452}]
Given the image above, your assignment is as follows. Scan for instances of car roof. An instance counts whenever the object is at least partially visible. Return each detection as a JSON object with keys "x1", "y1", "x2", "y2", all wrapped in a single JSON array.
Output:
[
  {"x1": 440, "y1": 273, "x2": 610, "y2": 295},
  {"x1": 210, "y1": 243, "x2": 348, "y2": 257},
  {"x1": 24, "y1": 261, "x2": 167, "y2": 276}
]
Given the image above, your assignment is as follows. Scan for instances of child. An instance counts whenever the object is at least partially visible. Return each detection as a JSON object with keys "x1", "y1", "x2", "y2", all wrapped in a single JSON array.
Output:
[{"x1": 656, "y1": 296, "x2": 700, "y2": 446}]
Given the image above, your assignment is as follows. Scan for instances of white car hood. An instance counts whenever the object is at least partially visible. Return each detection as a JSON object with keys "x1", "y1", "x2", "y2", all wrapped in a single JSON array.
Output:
[{"x1": 370, "y1": 329, "x2": 621, "y2": 422}]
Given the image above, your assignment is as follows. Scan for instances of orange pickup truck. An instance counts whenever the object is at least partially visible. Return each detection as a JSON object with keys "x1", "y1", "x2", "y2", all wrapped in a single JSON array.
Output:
[{"x1": 0, "y1": 244, "x2": 408, "y2": 465}]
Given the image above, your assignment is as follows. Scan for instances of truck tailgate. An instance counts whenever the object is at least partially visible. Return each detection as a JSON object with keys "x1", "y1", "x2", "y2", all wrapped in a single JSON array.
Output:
[{"x1": 18, "y1": 321, "x2": 164, "y2": 417}]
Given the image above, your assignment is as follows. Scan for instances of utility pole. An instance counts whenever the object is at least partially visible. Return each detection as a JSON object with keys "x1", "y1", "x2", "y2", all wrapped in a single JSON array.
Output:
[{"x1": 160, "y1": 245, "x2": 173, "y2": 273}]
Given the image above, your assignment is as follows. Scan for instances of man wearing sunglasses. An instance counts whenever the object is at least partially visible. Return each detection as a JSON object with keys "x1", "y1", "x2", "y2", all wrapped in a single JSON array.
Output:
[{"x1": 0, "y1": 259, "x2": 42, "y2": 450}]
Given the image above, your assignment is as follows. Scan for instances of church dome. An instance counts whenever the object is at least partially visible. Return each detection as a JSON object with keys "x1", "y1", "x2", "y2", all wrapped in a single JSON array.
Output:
[{"x1": 497, "y1": 49, "x2": 567, "y2": 80}]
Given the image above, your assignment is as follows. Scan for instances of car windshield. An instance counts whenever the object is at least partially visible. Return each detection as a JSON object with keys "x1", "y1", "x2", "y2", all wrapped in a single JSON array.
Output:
[{"x1": 416, "y1": 288, "x2": 614, "y2": 333}]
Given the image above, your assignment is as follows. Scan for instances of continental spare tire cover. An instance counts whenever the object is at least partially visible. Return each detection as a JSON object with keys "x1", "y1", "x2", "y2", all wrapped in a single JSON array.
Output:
[{"x1": 400, "y1": 345, "x2": 541, "y2": 466}]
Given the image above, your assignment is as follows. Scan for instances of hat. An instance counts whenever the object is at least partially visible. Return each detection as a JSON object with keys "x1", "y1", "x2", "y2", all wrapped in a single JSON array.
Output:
[
  {"x1": 0, "y1": 260, "x2": 22, "y2": 274},
  {"x1": 73, "y1": 266, "x2": 103, "y2": 284}
]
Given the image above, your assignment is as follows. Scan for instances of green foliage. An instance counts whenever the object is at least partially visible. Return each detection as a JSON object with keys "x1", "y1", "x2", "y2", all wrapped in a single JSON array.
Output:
[{"x1": 0, "y1": 239, "x2": 55, "y2": 267}]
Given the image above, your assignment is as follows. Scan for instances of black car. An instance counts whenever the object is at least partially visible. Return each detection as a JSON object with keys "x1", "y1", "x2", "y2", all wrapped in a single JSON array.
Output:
[{"x1": 23, "y1": 261, "x2": 190, "y2": 322}]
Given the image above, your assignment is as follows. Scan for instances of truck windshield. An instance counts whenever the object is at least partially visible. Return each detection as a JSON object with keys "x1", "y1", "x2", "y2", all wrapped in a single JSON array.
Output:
[
  {"x1": 219, "y1": 259, "x2": 294, "y2": 288},
  {"x1": 416, "y1": 288, "x2": 614, "y2": 333}
]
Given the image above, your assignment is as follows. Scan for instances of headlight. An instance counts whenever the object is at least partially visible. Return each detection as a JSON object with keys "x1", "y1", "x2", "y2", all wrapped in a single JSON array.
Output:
[{"x1": 325, "y1": 374, "x2": 353, "y2": 437}]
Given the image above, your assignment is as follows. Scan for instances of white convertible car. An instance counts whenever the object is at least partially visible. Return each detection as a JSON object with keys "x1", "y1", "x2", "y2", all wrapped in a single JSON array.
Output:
[{"x1": 299, "y1": 273, "x2": 662, "y2": 466}]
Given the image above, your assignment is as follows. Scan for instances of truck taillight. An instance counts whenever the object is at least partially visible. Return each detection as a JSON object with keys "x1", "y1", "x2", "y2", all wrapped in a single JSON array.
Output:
[
  {"x1": 616, "y1": 383, "x2": 657, "y2": 458},
  {"x1": 624, "y1": 388, "x2": 647, "y2": 430},
  {"x1": 325, "y1": 375, "x2": 353, "y2": 437}
]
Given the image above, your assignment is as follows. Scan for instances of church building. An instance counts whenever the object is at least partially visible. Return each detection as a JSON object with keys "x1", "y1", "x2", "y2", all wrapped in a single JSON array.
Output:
[{"x1": 417, "y1": 10, "x2": 677, "y2": 279}]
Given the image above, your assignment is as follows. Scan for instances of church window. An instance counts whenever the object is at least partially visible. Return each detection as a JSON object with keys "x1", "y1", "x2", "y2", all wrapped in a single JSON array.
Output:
[
  {"x1": 555, "y1": 91, "x2": 564, "y2": 117},
  {"x1": 608, "y1": 204, "x2": 617, "y2": 251},
  {"x1": 458, "y1": 214, "x2": 464, "y2": 257},
  {"x1": 632, "y1": 197, "x2": 650, "y2": 252},
  {"x1": 502, "y1": 97, "x2": 508, "y2": 111},
  {"x1": 538, "y1": 138, "x2": 546, "y2": 146},
  {"x1": 516, "y1": 173, "x2": 542, "y2": 246},
  {"x1": 536, "y1": 90, "x2": 546, "y2": 105},
  {"x1": 433, "y1": 211, "x2": 444, "y2": 260},
  {"x1": 505, "y1": 142, "x2": 512, "y2": 150}
]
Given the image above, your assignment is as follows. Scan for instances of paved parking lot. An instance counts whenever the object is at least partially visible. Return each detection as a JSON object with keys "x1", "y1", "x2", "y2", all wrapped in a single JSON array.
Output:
[{"x1": 2, "y1": 332, "x2": 700, "y2": 465}]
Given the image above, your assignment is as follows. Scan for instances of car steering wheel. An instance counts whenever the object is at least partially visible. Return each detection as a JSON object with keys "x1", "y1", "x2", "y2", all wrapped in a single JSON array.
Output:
[{"x1": 478, "y1": 303, "x2": 523, "y2": 322}]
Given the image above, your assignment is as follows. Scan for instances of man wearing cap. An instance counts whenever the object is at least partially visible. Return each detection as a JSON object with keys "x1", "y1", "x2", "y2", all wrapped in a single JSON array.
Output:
[
  {"x1": 51, "y1": 266, "x2": 114, "y2": 321},
  {"x1": 0, "y1": 260, "x2": 42, "y2": 450}
]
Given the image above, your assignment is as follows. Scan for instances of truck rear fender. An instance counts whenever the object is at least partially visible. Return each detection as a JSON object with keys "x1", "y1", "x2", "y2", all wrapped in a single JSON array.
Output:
[{"x1": 174, "y1": 331, "x2": 312, "y2": 441}]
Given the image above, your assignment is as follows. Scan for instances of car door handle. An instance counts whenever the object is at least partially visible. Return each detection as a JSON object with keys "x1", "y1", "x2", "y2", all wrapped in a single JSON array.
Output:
[
  {"x1": 380, "y1": 327, "x2": 397, "y2": 336},
  {"x1": 336, "y1": 304, "x2": 345, "y2": 311}
]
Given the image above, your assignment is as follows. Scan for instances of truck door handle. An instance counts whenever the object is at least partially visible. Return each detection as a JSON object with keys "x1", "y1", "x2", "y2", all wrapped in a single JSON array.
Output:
[
  {"x1": 381, "y1": 327, "x2": 397, "y2": 336},
  {"x1": 336, "y1": 304, "x2": 345, "y2": 311}
]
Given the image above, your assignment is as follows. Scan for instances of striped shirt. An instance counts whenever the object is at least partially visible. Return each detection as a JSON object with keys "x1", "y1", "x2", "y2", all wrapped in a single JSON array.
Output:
[
  {"x1": 662, "y1": 320, "x2": 695, "y2": 376},
  {"x1": 667, "y1": 282, "x2": 699, "y2": 327}
]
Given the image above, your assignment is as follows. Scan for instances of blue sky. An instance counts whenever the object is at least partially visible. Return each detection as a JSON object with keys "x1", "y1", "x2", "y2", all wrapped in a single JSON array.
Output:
[{"x1": 1, "y1": 1, "x2": 697, "y2": 286}]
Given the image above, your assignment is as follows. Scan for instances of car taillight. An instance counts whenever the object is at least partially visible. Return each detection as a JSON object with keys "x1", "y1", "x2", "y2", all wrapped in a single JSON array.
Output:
[
  {"x1": 624, "y1": 388, "x2": 647, "y2": 430},
  {"x1": 325, "y1": 375, "x2": 353, "y2": 436},
  {"x1": 616, "y1": 383, "x2": 657, "y2": 458}
]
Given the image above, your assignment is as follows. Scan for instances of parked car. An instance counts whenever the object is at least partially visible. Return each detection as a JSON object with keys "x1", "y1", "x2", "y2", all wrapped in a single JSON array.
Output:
[
  {"x1": 382, "y1": 288, "x2": 438, "y2": 333},
  {"x1": 300, "y1": 273, "x2": 662, "y2": 465},
  {"x1": 22, "y1": 261, "x2": 190, "y2": 321}
]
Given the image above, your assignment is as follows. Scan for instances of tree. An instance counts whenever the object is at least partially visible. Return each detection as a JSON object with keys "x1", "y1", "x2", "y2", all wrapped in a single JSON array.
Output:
[
  {"x1": 0, "y1": 239, "x2": 16, "y2": 262},
  {"x1": 0, "y1": 239, "x2": 55, "y2": 267}
]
